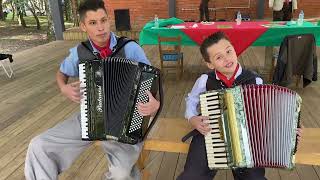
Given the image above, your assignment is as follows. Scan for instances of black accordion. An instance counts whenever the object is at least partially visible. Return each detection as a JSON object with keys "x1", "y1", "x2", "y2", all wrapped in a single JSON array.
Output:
[
  {"x1": 200, "y1": 84, "x2": 301, "y2": 169},
  {"x1": 79, "y1": 57, "x2": 162, "y2": 144}
]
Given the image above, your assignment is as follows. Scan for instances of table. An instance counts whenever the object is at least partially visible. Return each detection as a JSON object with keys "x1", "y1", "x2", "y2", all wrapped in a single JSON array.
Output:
[{"x1": 139, "y1": 18, "x2": 320, "y2": 76}]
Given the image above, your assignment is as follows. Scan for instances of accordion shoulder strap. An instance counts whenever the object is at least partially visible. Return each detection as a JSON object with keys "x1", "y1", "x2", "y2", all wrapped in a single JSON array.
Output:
[
  {"x1": 79, "y1": 36, "x2": 138, "y2": 59},
  {"x1": 110, "y1": 36, "x2": 138, "y2": 57},
  {"x1": 78, "y1": 41, "x2": 100, "y2": 60},
  {"x1": 205, "y1": 69, "x2": 261, "y2": 91},
  {"x1": 235, "y1": 69, "x2": 261, "y2": 85}
]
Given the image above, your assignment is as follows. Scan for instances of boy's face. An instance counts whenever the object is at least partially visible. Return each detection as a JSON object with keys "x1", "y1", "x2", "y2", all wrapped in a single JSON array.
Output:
[
  {"x1": 206, "y1": 39, "x2": 238, "y2": 77},
  {"x1": 80, "y1": 9, "x2": 110, "y2": 47}
]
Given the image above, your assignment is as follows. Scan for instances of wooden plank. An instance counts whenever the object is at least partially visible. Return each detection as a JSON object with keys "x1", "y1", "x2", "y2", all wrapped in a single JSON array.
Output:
[
  {"x1": 295, "y1": 128, "x2": 320, "y2": 166},
  {"x1": 156, "y1": 152, "x2": 179, "y2": 180},
  {"x1": 1, "y1": 43, "x2": 320, "y2": 180},
  {"x1": 145, "y1": 118, "x2": 320, "y2": 166},
  {"x1": 86, "y1": 155, "x2": 108, "y2": 180},
  {"x1": 0, "y1": 103, "x2": 77, "y2": 179},
  {"x1": 59, "y1": 144, "x2": 98, "y2": 179},
  {"x1": 278, "y1": 168, "x2": 300, "y2": 180},
  {"x1": 296, "y1": 164, "x2": 320, "y2": 180},
  {"x1": 73, "y1": 146, "x2": 105, "y2": 179},
  {"x1": 265, "y1": 168, "x2": 281, "y2": 180},
  {"x1": 147, "y1": 152, "x2": 165, "y2": 180},
  {"x1": 174, "y1": 154, "x2": 187, "y2": 179},
  {"x1": 312, "y1": 166, "x2": 320, "y2": 179},
  {"x1": 0, "y1": 94, "x2": 70, "y2": 140},
  {"x1": 3, "y1": 164, "x2": 25, "y2": 180}
]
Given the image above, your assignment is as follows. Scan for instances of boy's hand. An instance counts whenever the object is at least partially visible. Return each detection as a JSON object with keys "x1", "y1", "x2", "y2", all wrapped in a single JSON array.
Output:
[
  {"x1": 189, "y1": 116, "x2": 211, "y2": 135},
  {"x1": 137, "y1": 91, "x2": 160, "y2": 116},
  {"x1": 297, "y1": 125, "x2": 303, "y2": 144},
  {"x1": 60, "y1": 81, "x2": 81, "y2": 103}
]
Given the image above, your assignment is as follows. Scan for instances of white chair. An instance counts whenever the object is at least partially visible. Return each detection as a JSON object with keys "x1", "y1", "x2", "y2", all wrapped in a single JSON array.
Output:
[{"x1": 0, "y1": 54, "x2": 14, "y2": 78}]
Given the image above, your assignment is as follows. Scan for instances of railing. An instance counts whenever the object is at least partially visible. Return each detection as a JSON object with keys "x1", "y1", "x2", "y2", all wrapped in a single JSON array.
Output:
[{"x1": 63, "y1": 28, "x2": 140, "y2": 41}]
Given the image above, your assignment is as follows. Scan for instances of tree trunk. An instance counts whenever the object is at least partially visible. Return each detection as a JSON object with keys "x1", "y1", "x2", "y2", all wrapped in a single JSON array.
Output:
[
  {"x1": 18, "y1": 11, "x2": 26, "y2": 27},
  {"x1": 45, "y1": 0, "x2": 55, "y2": 40},
  {"x1": 28, "y1": 0, "x2": 41, "y2": 29},
  {"x1": 0, "y1": 0, "x2": 4, "y2": 20},
  {"x1": 40, "y1": 0, "x2": 44, "y2": 10},
  {"x1": 10, "y1": 2, "x2": 15, "y2": 20},
  {"x1": 64, "y1": 0, "x2": 71, "y2": 21},
  {"x1": 14, "y1": 0, "x2": 27, "y2": 27},
  {"x1": 70, "y1": 0, "x2": 79, "y2": 26}
]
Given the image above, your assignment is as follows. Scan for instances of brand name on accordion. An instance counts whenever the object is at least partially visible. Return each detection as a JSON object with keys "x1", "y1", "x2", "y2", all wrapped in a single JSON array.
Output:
[{"x1": 96, "y1": 86, "x2": 103, "y2": 112}]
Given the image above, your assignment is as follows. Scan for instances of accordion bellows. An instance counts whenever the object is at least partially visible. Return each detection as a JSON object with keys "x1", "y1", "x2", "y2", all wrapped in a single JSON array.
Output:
[
  {"x1": 79, "y1": 57, "x2": 161, "y2": 144},
  {"x1": 200, "y1": 85, "x2": 301, "y2": 169}
]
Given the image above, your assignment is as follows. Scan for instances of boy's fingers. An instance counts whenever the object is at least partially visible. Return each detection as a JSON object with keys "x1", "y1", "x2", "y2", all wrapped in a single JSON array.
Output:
[
  {"x1": 146, "y1": 91, "x2": 154, "y2": 100},
  {"x1": 71, "y1": 81, "x2": 81, "y2": 87},
  {"x1": 199, "y1": 125, "x2": 210, "y2": 133},
  {"x1": 200, "y1": 116, "x2": 209, "y2": 121}
]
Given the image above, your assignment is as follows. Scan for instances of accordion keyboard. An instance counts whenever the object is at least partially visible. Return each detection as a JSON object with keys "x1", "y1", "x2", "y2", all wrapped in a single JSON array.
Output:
[
  {"x1": 79, "y1": 63, "x2": 89, "y2": 139},
  {"x1": 129, "y1": 79, "x2": 153, "y2": 133},
  {"x1": 200, "y1": 91, "x2": 228, "y2": 168}
]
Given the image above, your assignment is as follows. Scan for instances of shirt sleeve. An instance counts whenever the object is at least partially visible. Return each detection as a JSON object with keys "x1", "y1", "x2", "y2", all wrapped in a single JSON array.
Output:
[
  {"x1": 255, "y1": 77, "x2": 263, "y2": 85},
  {"x1": 124, "y1": 42, "x2": 151, "y2": 65},
  {"x1": 59, "y1": 46, "x2": 80, "y2": 77},
  {"x1": 185, "y1": 74, "x2": 208, "y2": 121}
]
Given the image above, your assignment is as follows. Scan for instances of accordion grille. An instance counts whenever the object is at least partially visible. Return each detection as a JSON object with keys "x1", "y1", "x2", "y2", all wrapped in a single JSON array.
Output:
[{"x1": 104, "y1": 57, "x2": 139, "y2": 136}]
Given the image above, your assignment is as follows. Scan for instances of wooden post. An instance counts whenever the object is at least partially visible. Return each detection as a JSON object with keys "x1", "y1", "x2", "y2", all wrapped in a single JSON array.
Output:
[
  {"x1": 265, "y1": 46, "x2": 274, "y2": 82},
  {"x1": 48, "y1": 0, "x2": 65, "y2": 40},
  {"x1": 256, "y1": 0, "x2": 265, "y2": 19},
  {"x1": 169, "y1": 0, "x2": 176, "y2": 17}
]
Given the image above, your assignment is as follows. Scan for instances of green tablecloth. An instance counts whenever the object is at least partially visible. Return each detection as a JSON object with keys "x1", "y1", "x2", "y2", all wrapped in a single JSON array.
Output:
[{"x1": 139, "y1": 18, "x2": 320, "y2": 47}]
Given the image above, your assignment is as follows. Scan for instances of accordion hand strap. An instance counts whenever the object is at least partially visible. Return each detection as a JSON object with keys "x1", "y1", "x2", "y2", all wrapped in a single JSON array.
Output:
[{"x1": 142, "y1": 73, "x2": 164, "y2": 141}]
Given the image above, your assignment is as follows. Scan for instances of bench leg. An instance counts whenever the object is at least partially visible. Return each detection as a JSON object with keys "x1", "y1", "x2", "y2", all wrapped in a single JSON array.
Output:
[{"x1": 138, "y1": 148, "x2": 151, "y2": 180}]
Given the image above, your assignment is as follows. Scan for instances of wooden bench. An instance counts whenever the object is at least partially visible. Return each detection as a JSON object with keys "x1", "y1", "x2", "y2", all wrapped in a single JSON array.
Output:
[{"x1": 138, "y1": 118, "x2": 320, "y2": 179}]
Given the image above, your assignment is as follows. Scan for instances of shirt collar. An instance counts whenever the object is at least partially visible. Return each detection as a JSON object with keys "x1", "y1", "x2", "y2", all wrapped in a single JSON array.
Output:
[
  {"x1": 88, "y1": 32, "x2": 117, "y2": 53},
  {"x1": 215, "y1": 64, "x2": 242, "y2": 80}
]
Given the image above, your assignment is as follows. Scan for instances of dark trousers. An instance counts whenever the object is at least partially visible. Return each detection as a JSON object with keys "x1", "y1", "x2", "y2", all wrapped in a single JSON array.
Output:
[
  {"x1": 199, "y1": 2, "x2": 209, "y2": 21},
  {"x1": 176, "y1": 133, "x2": 267, "y2": 180},
  {"x1": 273, "y1": 2, "x2": 293, "y2": 21}
]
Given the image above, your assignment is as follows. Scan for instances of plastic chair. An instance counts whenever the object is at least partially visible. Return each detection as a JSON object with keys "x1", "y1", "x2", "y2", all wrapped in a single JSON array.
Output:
[
  {"x1": 158, "y1": 35, "x2": 184, "y2": 80},
  {"x1": 0, "y1": 53, "x2": 14, "y2": 78}
]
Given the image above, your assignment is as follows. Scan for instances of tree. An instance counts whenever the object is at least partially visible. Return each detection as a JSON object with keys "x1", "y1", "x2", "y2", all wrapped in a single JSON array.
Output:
[
  {"x1": 70, "y1": 0, "x2": 79, "y2": 26},
  {"x1": 6, "y1": 0, "x2": 16, "y2": 20},
  {"x1": 64, "y1": 0, "x2": 71, "y2": 22},
  {"x1": 26, "y1": 0, "x2": 41, "y2": 29},
  {"x1": 0, "y1": 0, "x2": 4, "y2": 20},
  {"x1": 45, "y1": 0, "x2": 55, "y2": 40},
  {"x1": 14, "y1": 0, "x2": 27, "y2": 27}
]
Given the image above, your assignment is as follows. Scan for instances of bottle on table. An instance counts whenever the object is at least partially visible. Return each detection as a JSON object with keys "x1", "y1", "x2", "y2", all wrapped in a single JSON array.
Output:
[
  {"x1": 236, "y1": 11, "x2": 242, "y2": 25},
  {"x1": 154, "y1": 14, "x2": 159, "y2": 28},
  {"x1": 297, "y1": 10, "x2": 304, "y2": 26}
]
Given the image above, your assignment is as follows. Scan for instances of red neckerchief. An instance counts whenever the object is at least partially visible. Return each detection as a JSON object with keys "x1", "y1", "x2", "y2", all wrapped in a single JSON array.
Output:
[
  {"x1": 215, "y1": 64, "x2": 240, "y2": 88},
  {"x1": 92, "y1": 38, "x2": 112, "y2": 59}
]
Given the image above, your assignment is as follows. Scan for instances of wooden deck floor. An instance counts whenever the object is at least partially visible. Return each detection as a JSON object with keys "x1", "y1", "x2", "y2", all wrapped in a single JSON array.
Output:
[{"x1": 0, "y1": 41, "x2": 320, "y2": 180}]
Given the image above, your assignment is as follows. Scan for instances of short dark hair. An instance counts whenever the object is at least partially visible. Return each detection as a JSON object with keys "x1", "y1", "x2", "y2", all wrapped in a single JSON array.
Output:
[
  {"x1": 200, "y1": 31, "x2": 231, "y2": 63},
  {"x1": 78, "y1": 0, "x2": 107, "y2": 22}
]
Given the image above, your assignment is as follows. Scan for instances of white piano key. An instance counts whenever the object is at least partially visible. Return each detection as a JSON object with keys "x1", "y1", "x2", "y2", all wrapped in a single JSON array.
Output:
[
  {"x1": 201, "y1": 110, "x2": 221, "y2": 115},
  {"x1": 205, "y1": 133, "x2": 222, "y2": 138},
  {"x1": 79, "y1": 63, "x2": 89, "y2": 139},
  {"x1": 206, "y1": 147, "x2": 227, "y2": 153},
  {"x1": 200, "y1": 101, "x2": 220, "y2": 107}
]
